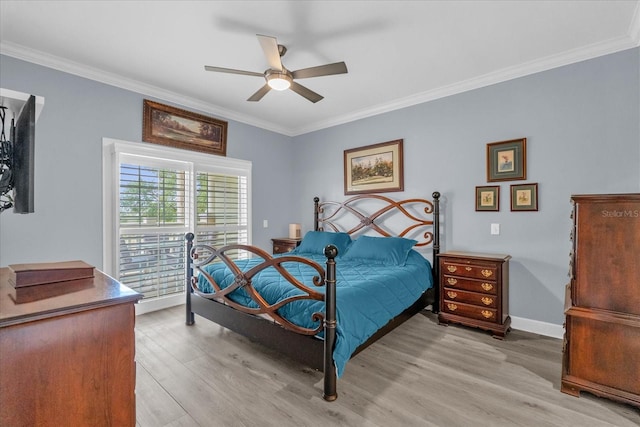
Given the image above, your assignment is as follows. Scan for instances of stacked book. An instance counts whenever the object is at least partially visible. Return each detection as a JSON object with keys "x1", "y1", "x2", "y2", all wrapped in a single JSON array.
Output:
[{"x1": 8, "y1": 260, "x2": 95, "y2": 288}]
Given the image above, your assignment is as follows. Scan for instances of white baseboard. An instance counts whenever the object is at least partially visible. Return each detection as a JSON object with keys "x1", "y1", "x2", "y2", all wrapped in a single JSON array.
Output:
[
  {"x1": 135, "y1": 294, "x2": 184, "y2": 316},
  {"x1": 510, "y1": 315, "x2": 564, "y2": 339},
  {"x1": 135, "y1": 298, "x2": 566, "y2": 340}
]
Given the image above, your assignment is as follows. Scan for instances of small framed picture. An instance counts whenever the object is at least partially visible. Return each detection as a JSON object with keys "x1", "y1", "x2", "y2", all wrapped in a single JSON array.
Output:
[
  {"x1": 487, "y1": 138, "x2": 526, "y2": 182},
  {"x1": 510, "y1": 183, "x2": 538, "y2": 211},
  {"x1": 475, "y1": 186, "x2": 500, "y2": 211}
]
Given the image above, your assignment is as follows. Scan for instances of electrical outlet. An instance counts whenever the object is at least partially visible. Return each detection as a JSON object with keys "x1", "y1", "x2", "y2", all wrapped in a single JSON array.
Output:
[
  {"x1": 491, "y1": 223, "x2": 500, "y2": 235},
  {"x1": 263, "y1": 219, "x2": 268, "y2": 228}
]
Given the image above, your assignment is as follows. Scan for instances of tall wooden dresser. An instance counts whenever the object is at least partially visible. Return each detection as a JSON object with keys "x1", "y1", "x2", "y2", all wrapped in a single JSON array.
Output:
[
  {"x1": 0, "y1": 268, "x2": 142, "y2": 426},
  {"x1": 562, "y1": 194, "x2": 640, "y2": 407}
]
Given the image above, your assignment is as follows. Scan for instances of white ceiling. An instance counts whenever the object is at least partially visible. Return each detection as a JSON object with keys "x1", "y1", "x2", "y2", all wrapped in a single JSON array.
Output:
[{"x1": 1, "y1": 1, "x2": 638, "y2": 136}]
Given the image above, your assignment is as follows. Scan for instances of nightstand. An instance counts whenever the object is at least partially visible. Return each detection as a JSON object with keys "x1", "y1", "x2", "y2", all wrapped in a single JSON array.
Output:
[
  {"x1": 271, "y1": 237, "x2": 301, "y2": 254},
  {"x1": 437, "y1": 251, "x2": 511, "y2": 339}
]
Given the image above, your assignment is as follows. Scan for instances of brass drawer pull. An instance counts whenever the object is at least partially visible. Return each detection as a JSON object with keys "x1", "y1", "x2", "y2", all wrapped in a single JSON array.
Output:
[
  {"x1": 447, "y1": 278, "x2": 458, "y2": 285},
  {"x1": 447, "y1": 291, "x2": 457, "y2": 299},
  {"x1": 481, "y1": 310, "x2": 494, "y2": 319},
  {"x1": 447, "y1": 303, "x2": 457, "y2": 311},
  {"x1": 481, "y1": 283, "x2": 493, "y2": 292},
  {"x1": 447, "y1": 265, "x2": 457, "y2": 273},
  {"x1": 481, "y1": 269, "x2": 493, "y2": 278},
  {"x1": 465, "y1": 267, "x2": 472, "y2": 271},
  {"x1": 481, "y1": 297, "x2": 493, "y2": 306}
]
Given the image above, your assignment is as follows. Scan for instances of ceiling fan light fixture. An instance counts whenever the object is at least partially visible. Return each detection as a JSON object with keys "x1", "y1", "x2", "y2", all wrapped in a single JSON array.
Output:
[
  {"x1": 205, "y1": 35, "x2": 348, "y2": 102},
  {"x1": 266, "y1": 71, "x2": 292, "y2": 91}
]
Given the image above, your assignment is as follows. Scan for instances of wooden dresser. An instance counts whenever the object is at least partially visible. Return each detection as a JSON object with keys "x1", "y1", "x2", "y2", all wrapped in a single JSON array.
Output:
[
  {"x1": 271, "y1": 237, "x2": 302, "y2": 254},
  {"x1": 437, "y1": 251, "x2": 511, "y2": 339},
  {"x1": 0, "y1": 268, "x2": 142, "y2": 426},
  {"x1": 562, "y1": 194, "x2": 640, "y2": 407}
]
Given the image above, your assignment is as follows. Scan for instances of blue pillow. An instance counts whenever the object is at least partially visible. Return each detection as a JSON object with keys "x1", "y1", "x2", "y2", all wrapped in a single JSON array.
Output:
[
  {"x1": 341, "y1": 235, "x2": 417, "y2": 266},
  {"x1": 294, "y1": 231, "x2": 352, "y2": 256}
]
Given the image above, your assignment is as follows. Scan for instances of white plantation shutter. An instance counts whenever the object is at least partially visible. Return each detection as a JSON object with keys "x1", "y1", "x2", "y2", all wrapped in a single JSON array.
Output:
[
  {"x1": 117, "y1": 157, "x2": 191, "y2": 299},
  {"x1": 195, "y1": 171, "x2": 249, "y2": 260},
  {"x1": 104, "y1": 139, "x2": 251, "y2": 308}
]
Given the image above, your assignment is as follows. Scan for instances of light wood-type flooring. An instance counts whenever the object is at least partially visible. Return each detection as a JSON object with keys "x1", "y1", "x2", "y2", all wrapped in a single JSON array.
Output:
[{"x1": 135, "y1": 306, "x2": 640, "y2": 426}]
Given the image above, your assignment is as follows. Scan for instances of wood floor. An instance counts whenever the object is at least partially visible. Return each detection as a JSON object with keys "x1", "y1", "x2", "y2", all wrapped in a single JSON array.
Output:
[{"x1": 135, "y1": 306, "x2": 640, "y2": 427}]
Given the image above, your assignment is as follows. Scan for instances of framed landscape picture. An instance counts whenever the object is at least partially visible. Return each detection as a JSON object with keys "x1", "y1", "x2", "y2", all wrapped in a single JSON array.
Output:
[
  {"x1": 475, "y1": 186, "x2": 500, "y2": 211},
  {"x1": 344, "y1": 139, "x2": 404, "y2": 195},
  {"x1": 511, "y1": 183, "x2": 538, "y2": 211},
  {"x1": 143, "y1": 99, "x2": 227, "y2": 156},
  {"x1": 487, "y1": 138, "x2": 526, "y2": 182}
]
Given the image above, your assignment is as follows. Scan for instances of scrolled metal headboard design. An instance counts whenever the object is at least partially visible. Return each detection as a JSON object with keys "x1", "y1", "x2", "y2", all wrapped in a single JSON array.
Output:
[{"x1": 314, "y1": 192, "x2": 441, "y2": 248}]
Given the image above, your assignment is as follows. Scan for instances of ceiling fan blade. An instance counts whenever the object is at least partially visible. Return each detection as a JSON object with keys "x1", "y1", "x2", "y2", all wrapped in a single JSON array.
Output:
[
  {"x1": 247, "y1": 84, "x2": 271, "y2": 102},
  {"x1": 204, "y1": 65, "x2": 264, "y2": 77},
  {"x1": 257, "y1": 34, "x2": 283, "y2": 71},
  {"x1": 292, "y1": 62, "x2": 348, "y2": 79},
  {"x1": 289, "y1": 82, "x2": 323, "y2": 103}
]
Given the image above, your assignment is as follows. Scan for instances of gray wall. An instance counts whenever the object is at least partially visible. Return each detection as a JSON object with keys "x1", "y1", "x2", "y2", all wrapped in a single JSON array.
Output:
[
  {"x1": 1, "y1": 47, "x2": 638, "y2": 328},
  {"x1": 292, "y1": 47, "x2": 640, "y2": 326},
  {"x1": 0, "y1": 55, "x2": 295, "y2": 269}
]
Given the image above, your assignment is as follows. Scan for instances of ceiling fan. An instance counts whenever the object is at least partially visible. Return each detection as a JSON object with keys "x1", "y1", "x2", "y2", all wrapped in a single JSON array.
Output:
[{"x1": 204, "y1": 34, "x2": 348, "y2": 103}]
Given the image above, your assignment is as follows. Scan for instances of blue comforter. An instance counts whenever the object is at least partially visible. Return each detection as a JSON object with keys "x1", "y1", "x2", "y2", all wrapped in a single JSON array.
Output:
[{"x1": 198, "y1": 250, "x2": 433, "y2": 376}]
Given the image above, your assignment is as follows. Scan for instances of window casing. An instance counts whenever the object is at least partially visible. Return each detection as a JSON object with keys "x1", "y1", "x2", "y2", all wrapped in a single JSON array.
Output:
[{"x1": 103, "y1": 138, "x2": 251, "y2": 313}]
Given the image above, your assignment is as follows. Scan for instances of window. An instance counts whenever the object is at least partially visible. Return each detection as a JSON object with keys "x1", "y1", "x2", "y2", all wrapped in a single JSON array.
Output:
[
  {"x1": 103, "y1": 138, "x2": 251, "y2": 313},
  {"x1": 117, "y1": 158, "x2": 190, "y2": 300},
  {"x1": 195, "y1": 171, "x2": 249, "y2": 261}
]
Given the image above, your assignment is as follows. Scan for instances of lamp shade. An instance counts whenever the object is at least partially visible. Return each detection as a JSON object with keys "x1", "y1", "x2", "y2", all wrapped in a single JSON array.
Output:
[{"x1": 289, "y1": 223, "x2": 301, "y2": 239}]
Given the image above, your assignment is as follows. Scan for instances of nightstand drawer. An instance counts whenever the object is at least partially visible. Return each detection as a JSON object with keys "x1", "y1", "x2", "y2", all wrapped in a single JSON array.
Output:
[
  {"x1": 442, "y1": 262, "x2": 498, "y2": 280},
  {"x1": 441, "y1": 275, "x2": 497, "y2": 295},
  {"x1": 443, "y1": 288, "x2": 498, "y2": 308},
  {"x1": 273, "y1": 243, "x2": 295, "y2": 253},
  {"x1": 271, "y1": 238, "x2": 301, "y2": 254},
  {"x1": 443, "y1": 301, "x2": 498, "y2": 323}
]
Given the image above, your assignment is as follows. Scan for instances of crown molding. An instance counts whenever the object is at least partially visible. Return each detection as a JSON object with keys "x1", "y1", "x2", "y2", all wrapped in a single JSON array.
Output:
[
  {"x1": 291, "y1": 33, "x2": 639, "y2": 136},
  {"x1": 0, "y1": 41, "x2": 293, "y2": 137},
  {"x1": 2, "y1": 29, "x2": 638, "y2": 138}
]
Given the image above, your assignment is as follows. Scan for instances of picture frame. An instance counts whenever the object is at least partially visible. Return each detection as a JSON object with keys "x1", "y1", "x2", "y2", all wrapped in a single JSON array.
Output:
[
  {"x1": 475, "y1": 186, "x2": 500, "y2": 211},
  {"x1": 143, "y1": 99, "x2": 227, "y2": 156},
  {"x1": 487, "y1": 138, "x2": 526, "y2": 182},
  {"x1": 344, "y1": 139, "x2": 404, "y2": 195},
  {"x1": 510, "y1": 183, "x2": 538, "y2": 211}
]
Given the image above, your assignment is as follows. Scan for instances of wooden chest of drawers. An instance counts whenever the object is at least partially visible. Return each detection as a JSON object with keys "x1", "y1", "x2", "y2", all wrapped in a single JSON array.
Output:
[
  {"x1": 562, "y1": 194, "x2": 640, "y2": 407},
  {"x1": 271, "y1": 237, "x2": 302, "y2": 254},
  {"x1": 437, "y1": 251, "x2": 511, "y2": 339},
  {"x1": 0, "y1": 268, "x2": 142, "y2": 426}
]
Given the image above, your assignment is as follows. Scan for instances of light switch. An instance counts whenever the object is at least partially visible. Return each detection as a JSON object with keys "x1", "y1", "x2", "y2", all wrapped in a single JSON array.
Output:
[
  {"x1": 263, "y1": 219, "x2": 268, "y2": 228},
  {"x1": 491, "y1": 223, "x2": 500, "y2": 235}
]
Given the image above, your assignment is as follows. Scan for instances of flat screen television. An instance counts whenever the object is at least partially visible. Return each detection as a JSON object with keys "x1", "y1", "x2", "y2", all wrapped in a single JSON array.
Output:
[{"x1": 12, "y1": 95, "x2": 36, "y2": 213}]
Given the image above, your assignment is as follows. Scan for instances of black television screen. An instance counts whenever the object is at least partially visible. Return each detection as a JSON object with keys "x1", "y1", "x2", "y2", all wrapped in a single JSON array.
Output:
[{"x1": 13, "y1": 95, "x2": 35, "y2": 214}]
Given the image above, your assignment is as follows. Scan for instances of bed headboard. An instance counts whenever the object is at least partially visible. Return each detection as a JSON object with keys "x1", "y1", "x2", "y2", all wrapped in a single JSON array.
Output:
[{"x1": 313, "y1": 192, "x2": 441, "y2": 277}]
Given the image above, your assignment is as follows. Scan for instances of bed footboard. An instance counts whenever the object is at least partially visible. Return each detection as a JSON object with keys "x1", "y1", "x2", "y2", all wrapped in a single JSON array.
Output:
[{"x1": 184, "y1": 233, "x2": 339, "y2": 401}]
